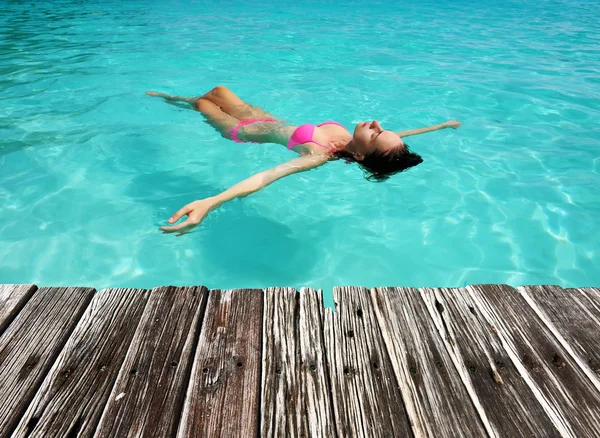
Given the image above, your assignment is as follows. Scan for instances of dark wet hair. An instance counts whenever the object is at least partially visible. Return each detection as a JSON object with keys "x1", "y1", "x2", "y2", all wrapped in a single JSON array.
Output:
[{"x1": 334, "y1": 143, "x2": 423, "y2": 182}]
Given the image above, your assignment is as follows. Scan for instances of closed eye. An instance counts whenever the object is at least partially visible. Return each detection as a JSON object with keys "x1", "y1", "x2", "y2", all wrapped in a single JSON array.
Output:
[{"x1": 372, "y1": 130, "x2": 391, "y2": 141}]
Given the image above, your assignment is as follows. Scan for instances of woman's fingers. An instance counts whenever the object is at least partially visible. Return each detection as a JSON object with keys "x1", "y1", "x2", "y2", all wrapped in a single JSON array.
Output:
[
  {"x1": 159, "y1": 218, "x2": 194, "y2": 233},
  {"x1": 168, "y1": 204, "x2": 193, "y2": 224}
]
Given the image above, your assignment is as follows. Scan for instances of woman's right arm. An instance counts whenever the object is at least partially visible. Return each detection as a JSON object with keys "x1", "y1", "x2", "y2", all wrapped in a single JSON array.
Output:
[
  {"x1": 396, "y1": 120, "x2": 461, "y2": 138},
  {"x1": 160, "y1": 154, "x2": 328, "y2": 235}
]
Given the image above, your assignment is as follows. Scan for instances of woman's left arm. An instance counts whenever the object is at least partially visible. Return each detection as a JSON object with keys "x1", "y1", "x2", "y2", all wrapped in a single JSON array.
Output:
[
  {"x1": 396, "y1": 120, "x2": 461, "y2": 138},
  {"x1": 160, "y1": 154, "x2": 329, "y2": 235}
]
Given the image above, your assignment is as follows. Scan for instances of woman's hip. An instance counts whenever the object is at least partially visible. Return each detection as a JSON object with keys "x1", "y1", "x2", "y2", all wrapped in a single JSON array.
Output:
[{"x1": 232, "y1": 121, "x2": 296, "y2": 146}]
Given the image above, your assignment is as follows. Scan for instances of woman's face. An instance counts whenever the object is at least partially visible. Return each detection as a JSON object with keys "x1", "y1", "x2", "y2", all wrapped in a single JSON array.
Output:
[{"x1": 352, "y1": 120, "x2": 405, "y2": 159}]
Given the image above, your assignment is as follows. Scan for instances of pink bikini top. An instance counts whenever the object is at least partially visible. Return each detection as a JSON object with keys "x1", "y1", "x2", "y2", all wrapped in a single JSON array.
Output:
[{"x1": 287, "y1": 121, "x2": 346, "y2": 152}]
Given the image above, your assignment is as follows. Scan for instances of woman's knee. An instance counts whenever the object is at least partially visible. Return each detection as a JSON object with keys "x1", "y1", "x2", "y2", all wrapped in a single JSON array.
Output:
[
  {"x1": 207, "y1": 85, "x2": 230, "y2": 99},
  {"x1": 195, "y1": 97, "x2": 213, "y2": 112}
]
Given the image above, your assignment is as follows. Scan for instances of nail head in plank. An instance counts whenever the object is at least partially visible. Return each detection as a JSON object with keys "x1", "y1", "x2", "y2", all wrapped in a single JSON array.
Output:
[
  {"x1": 371, "y1": 287, "x2": 488, "y2": 437},
  {"x1": 519, "y1": 285, "x2": 600, "y2": 389},
  {"x1": 177, "y1": 289, "x2": 263, "y2": 438},
  {"x1": 324, "y1": 286, "x2": 411, "y2": 438},
  {"x1": 0, "y1": 285, "x2": 37, "y2": 337},
  {"x1": 261, "y1": 287, "x2": 336, "y2": 437},
  {"x1": 0, "y1": 286, "x2": 94, "y2": 437},
  {"x1": 468, "y1": 284, "x2": 600, "y2": 437},
  {"x1": 12, "y1": 288, "x2": 148, "y2": 438},
  {"x1": 421, "y1": 287, "x2": 560, "y2": 437},
  {"x1": 94, "y1": 286, "x2": 208, "y2": 438}
]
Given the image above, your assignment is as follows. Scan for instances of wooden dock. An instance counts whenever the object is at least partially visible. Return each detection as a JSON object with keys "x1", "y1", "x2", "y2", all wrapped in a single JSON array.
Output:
[{"x1": 1, "y1": 284, "x2": 599, "y2": 437}]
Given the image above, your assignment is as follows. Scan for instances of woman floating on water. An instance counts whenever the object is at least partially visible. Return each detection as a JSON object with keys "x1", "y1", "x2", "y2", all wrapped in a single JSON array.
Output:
[{"x1": 147, "y1": 86, "x2": 461, "y2": 235}]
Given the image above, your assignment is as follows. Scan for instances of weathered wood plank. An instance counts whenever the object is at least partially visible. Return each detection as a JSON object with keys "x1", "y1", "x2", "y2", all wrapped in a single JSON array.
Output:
[
  {"x1": 324, "y1": 286, "x2": 411, "y2": 438},
  {"x1": 371, "y1": 287, "x2": 488, "y2": 437},
  {"x1": 261, "y1": 287, "x2": 298, "y2": 437},
  {"x1": 177, "y1": 289, "x2": 263, "y2": 438},
  {"x1": 0, "y1": 286, "x2": 94, "y2": 438},
  {"x1": 574, "y1": 287, "x2": 600, "y2": 309},
  {"x1": 261, "y1": 287, "x2": 336, "y2": 437},
  {"x1": 420, "y1": 287, "x2": 560, "y2": 437},
  {"x1": 519, "y1": 285, "x2": 600, "y2": 389},
  {"x1": 298, "y1": 288, "x2": 337, "y2": 438},
  {"x1": 567, "y1": 288, "x2": 600, "y2": 321},
  {"x1": 11, "y1": 288, "x2": 148, "y2": 438},
  {"x1": 468, "y1": 284, "x2": 600, "y2": 437},
  {"x1": 0, "y1": 284, "x2": 37, "y2": 336},
  {"x1": 94, "y1": 286, "x2": 208, "y2": 438}
]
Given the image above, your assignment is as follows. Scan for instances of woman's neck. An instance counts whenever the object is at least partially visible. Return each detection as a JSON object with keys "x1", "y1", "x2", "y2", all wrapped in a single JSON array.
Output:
[{"x1": 331, "y1": 137, "x2": 353, "y2": 151}]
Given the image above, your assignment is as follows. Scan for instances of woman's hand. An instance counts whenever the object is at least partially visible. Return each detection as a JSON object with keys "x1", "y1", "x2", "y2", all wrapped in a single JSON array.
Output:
[
  {"x1": 444, "y1": 120, "x2": 462, "y2": 129},
  {"x1": 159, "y1": 198, "x2": 215, "y2": 236}
]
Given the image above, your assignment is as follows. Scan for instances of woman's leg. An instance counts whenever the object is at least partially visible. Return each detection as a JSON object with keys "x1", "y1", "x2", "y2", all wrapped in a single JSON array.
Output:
[
  {"x1": 200, "y1": 86, "x2": 295, "y2": 144},
  {"x1": 201, "y1": 85, "x2": 279, "y2": 121},
  {"x1": 147, "y1": 85, "x2": 277, "y2": 119},
  {"x1": 146, "y1": 90, "x2": 240, "y2": 138},
  {"x1": 194, "y1": 97, "x2": 290, "y2": 145},
  {"x1": 194, "y1": 98, "x2": 240, "y2": 139},
  {"x1": 145, "y1": 91, "x2": 200, "y2": 109},
  {"x1": 147, "y1": 86, "x2": 294, "y2": 144}
]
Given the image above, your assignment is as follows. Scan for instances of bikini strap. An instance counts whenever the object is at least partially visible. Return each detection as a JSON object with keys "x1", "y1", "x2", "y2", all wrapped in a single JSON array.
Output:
[{"x1": 312, "y1": 140, "x2": 337, "y2": 153}]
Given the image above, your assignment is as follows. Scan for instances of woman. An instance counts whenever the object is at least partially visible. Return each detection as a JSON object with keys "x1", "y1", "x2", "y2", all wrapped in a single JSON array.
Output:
[{"x1": 147, "y1": 86, "x2": 461, "y2": 235}]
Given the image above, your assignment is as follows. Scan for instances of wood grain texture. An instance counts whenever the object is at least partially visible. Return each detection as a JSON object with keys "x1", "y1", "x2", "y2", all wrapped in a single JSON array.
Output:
[
  {"x1": 371, "y1": 287, "x2": 488, "y2": 438},
  {"x1": 12, "y1": 288, "x2": 148, "y2": 438},
  {"x1": 468, "y1": 284, "x2": 600, "y2": 437},
  {"x1": 573, "y1": 288, "x2": 600, "y2": 309},
  {"x1": 0, "y1": 284, "x2": 37, "y2": 337},
  {"x1": 0, "y1": 286, "x2": 94, "y2": 438},
  {"x1": 94, "y1": 286, "x2": 208, "y2": 438},
  {"x1": 324, "y1": 286, "x2": 411, "y2": 438},
  {"x1": 261, "y1": 287, "x2": 336, "y2": 438},
  {"x1": 177, "y1": 289, "x2": 263, "y2": 438},
  {"x1": 519, "y1": 285, "x2": 600, "y2": 390},
  {"x1": 421, "y1": 287, "x2": 560, "y2": 437}
]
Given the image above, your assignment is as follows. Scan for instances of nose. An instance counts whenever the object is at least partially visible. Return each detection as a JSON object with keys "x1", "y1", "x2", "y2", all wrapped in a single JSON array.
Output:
[{"x1": 372, "y1": 120, "x2": 382, "y2": 131}]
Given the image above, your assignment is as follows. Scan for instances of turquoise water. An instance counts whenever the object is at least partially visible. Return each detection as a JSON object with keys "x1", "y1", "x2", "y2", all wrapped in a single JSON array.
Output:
[{"x1": 1, "y1": 0, "x2": 599, "y2": 305}]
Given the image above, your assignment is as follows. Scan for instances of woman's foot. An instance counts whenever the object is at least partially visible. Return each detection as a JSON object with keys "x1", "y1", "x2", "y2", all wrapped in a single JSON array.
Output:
[
  {"x1": 146, "y1": 91, "x2": 171, "y2": 97},
  {"x1": 145, "y1": 91, "x2": 199, "y2": 109}
]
